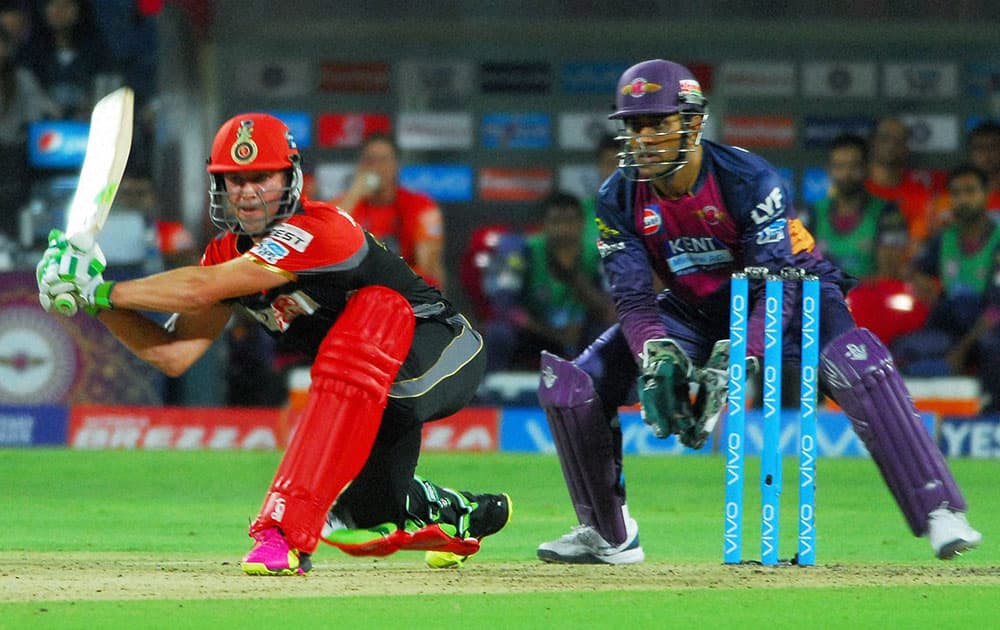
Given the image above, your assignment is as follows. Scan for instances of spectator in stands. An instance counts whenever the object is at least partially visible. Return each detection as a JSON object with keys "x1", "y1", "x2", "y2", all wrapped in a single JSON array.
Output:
[
  {"x1": 967, "y1": 121, "x2": 1000, "y2": 214},
  {"x1": 483, "y1": 192, "x2": 615, "y2": 372},
  {"x1": 866, "y1": 116, "x2": 935, "y2": 245},
  {"x1": 89, "y1": 0, "x2": 158, "y2": 177},
  {"x1": 333, "y1": 132, "x2": 445, "y2": 289},
  {"x1": 0, "y1": 27, "x2": 57, "y2": 239},
  {"x1": 890, "y1": 164, "x2": 1000, "y2": 413},
  {"x1": 27, "y1": 0, "x2": 114, "y2": 121},
  {"x1": 0, "y1": 0, "x2": 40, "y2": 67},
  {"x1": 807, "y1": 133, "x2": 910, "y2": 282}
]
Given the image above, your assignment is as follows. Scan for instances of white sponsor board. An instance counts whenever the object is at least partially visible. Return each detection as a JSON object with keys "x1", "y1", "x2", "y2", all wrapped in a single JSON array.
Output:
[
  {"x1": 397, "y1": 59, "x2": 475, "y2": 107},
  {"x1": 397, "y1": 112, "x2": 474, "y2": 150},
  {"x1": 718, "y1": 61, "x2": 796, "y2": 97},
  {"x1": 883, "y1": 63, "x2": 958, "y2": 99},
  {"x1": 558, "y1": 112, "x2": 619, "y2": 150},
  {"x1": 235, "y1": 59, "x2": 312, "y2": 98},
  {"x1": 901, "y1": 114, "x2": 960, "y2": 152},
  {"x1": 313, "y1": 162, "x2": 354, "y2": 200},
  {"x1": 801, "y1": 62, "x2": 877, "y2": 98}
]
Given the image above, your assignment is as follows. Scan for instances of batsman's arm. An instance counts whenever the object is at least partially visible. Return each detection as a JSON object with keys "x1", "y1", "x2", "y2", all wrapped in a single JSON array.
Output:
[
  {"x1": 96, "y1": 305, "x2": 231, "y2": 377},
  {"x1": 108, "y1": 255, "x2": 288, "y2": 314},
  {"x1": 95, "y1": 256, "x2": 290, "y2": 377}
]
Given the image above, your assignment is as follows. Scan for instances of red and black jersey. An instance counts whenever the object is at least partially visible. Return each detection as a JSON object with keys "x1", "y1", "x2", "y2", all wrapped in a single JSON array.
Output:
[{"x1": 201, "y1": 199, "x2": 449, "y2": 357}]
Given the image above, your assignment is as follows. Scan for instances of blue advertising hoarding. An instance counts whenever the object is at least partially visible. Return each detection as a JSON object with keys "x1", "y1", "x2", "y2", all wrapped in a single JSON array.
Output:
[
  {"x1": 0, "y1": 406, "x2": 68, "y2": 447},
  {"x1": 500, "y1": 407, "x2": 935, "y2": 457}
]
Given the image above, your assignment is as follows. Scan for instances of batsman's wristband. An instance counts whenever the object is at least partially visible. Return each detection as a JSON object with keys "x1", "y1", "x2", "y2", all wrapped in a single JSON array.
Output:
[{"x1": 84, "y1": 281, "x2": 116, "y2": 316}]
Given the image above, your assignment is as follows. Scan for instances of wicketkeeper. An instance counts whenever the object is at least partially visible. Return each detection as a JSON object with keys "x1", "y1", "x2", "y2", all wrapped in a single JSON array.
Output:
[
  {"x1": 36, "y1": 113, "x2": 511, "y2": 575},
  {"x1": 536, "y1": 59, "x2": 981, "y2": 564}
]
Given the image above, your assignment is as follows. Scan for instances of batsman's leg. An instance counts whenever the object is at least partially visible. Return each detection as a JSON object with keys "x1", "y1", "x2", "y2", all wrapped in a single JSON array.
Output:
[
  {"x1": 323, "y1": 470, "x2": 512, "y2": 565},
  {"x1": 321, "y1": 313, "x2": 511, "y2": 567},
  {"x1": 821, "y1": 327, "x2": 981, "y2": 559},
  {"x1": 536, "y1": 347, "x2": 644, "y2": 565},
  {"x1": 241, "y1": 286, "x2": 414, "y2": 576}
]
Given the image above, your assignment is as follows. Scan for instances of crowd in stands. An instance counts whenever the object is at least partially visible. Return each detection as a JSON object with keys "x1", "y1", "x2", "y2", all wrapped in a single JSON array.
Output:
[
  {"x1": 0, "y1": 0, "x2": 158, "y2": 259},
  {"x1": 466, "y1": 121, "x2": 1000, "y2": 414},
  {"x1": 1, "y1": 5, "x2": 997, "y2": 412}
]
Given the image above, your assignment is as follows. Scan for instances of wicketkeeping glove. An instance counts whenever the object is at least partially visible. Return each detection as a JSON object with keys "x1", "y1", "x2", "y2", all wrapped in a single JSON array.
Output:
[
  {"x1": 687, "y1": 339, "x2": 730, "y2": 449},
  {"x1": 637, "y1": 338, "x2": 695, "y2": 440}
]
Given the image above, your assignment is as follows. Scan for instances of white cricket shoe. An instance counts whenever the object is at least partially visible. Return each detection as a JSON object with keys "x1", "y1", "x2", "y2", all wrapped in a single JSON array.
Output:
[
  {"x1": 537, "y1": 517, "x2": 645, "y2": 565},
  {"x1": 927, "y1": 507, "x2": 982, "y2": 560}
]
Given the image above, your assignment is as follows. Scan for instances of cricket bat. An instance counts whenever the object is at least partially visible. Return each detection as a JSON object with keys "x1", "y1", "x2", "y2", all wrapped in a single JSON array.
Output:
[{"x1": 52, "y1": 86, "x2": 135, "y2": 316}]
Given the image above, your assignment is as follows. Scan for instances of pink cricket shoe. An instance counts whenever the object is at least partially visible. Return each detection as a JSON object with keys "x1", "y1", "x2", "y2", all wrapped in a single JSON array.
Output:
[{"x1": 241, "y1": 527, "x2": 311, "y2": 576}]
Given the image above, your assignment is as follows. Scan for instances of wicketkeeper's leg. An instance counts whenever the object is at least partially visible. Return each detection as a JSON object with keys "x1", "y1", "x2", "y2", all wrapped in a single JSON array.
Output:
[
  {"x1": 821, "y1": 327, "x2": 967, "y2": 535},
  {"x1": 539, "y1": 350, "x2": 630, "y2": 545}
]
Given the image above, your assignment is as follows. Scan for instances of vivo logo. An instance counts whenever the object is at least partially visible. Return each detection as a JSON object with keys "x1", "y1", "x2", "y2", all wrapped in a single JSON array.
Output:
[
  {"x1": 724, "y1": 500, "x2": 741, "y2": 556},
  {"x1": 761, "y1": 504, "x2": 778, "y2": 559},
  {"x1": 726, "y1": 431, "x2": 743, "y2": 487},
  {"x1": 800, "y1": 365, "x2": 817, "y2": 418}
]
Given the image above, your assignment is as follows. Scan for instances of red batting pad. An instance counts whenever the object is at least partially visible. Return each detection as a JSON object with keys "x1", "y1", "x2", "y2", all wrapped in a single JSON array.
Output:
[{"x1": 250, "y1": 286, "x2": 415, "y2": 552}]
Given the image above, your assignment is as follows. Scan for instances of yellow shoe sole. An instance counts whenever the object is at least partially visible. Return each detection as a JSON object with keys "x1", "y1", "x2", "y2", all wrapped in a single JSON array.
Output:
[
  {"x1": 425, "y1": 493, "x2": 513, "y2": 569},
  {"x1": 424, "y1": 551, "x2": 468, "y2": 569}
]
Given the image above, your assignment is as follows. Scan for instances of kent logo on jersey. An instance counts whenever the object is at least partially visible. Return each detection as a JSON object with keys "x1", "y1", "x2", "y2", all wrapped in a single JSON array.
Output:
[{"x1": 664, "y1": 236, "x2": 734, "y2": 274}]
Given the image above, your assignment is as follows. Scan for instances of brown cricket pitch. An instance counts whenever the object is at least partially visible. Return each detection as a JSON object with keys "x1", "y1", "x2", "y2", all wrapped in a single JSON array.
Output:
[{"x1": 2, "y1": 552, "x2": 998, "y2": 602}]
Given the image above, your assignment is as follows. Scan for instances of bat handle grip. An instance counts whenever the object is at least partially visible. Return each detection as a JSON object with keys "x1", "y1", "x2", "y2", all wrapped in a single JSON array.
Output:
[{"x1": 52, "y1": 292, "x2": 79, "y2": 316}]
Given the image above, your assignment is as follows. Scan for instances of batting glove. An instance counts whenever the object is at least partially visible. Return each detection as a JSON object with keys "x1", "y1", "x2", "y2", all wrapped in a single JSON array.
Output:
[
  {"x1": 37, "y1": 230, "x2": 76, "y2": 312},
  {"x1": 75, "y1": 277, "x2": 116, "y2": 315},
  {"x1": 36, "y1": 228, "x2": 114, "y2": 316}
]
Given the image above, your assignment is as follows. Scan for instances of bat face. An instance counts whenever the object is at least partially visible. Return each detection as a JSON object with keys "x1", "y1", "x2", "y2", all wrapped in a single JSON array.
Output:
[
  {"x1": 64, "y1": 87, "x2": 135, "y2": 240},
  {"x1": 50, "y1": 86, "x2": 135, "y2": 316}
]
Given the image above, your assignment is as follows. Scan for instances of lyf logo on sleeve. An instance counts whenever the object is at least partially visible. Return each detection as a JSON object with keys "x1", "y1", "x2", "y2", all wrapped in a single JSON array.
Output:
[{"x1": 750, "y1": 187, "x2": 784, "y2": 224}]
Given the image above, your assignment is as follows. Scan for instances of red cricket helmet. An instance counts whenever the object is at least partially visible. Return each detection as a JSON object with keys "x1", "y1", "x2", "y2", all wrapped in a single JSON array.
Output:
[{"x1": 207, "y1": 113, "x2": 303, "y2": 234}]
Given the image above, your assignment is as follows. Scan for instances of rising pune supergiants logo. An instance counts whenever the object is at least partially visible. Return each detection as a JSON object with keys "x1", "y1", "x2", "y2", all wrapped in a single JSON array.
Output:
[
  {"x1": 695, "y1": 205, "x2": 727, "y2": 225},
  {"x1": 642, "y1": 207, "x2": 662, "y2": 235},
  {"x1": 621, "y1": 77, "x2": 663, "y2": 98}
]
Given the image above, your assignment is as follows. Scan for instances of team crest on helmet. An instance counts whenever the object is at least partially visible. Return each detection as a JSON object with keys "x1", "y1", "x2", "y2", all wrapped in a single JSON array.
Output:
[
  {"x1": 230, "y1": 119, "x2": 259, "y2": 165},
  {"x1": 622, "y1": 77, "x2": 663, "y2": 98}
]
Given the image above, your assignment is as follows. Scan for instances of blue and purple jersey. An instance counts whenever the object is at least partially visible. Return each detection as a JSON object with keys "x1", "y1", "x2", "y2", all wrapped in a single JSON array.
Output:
[{"x1": 595, "y1": 140, "x2": 848, "y2": 358}]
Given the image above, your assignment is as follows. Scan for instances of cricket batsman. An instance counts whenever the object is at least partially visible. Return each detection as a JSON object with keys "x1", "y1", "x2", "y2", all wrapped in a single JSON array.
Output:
[
  {"x1": 36, "y1": 113, "x2": 511, "y2": 575},
  {"x1": 536, "y1": 59, "x2": 982, "y2": 564}
]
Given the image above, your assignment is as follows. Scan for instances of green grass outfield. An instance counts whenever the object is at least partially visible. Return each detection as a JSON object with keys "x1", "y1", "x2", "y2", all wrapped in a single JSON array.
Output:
[{"x1": 2, "y1": 449, "x2": 998, "y2": 628}]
